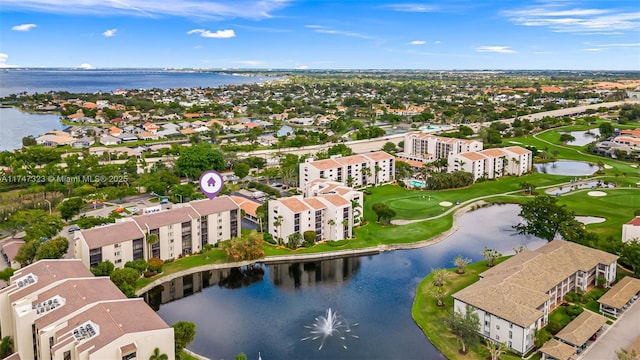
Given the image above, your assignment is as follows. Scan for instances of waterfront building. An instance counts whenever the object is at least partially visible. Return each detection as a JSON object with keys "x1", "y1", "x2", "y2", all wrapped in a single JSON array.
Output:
[
  {"x1": 622, "y1": 216, "x2": 640, "y2": 243},
  {"x1": 269, "y1": 182, "x2": 363, "y2": 244},
  {"x1": 0, "y1": 259, "x2": 174, "y2": 360},
  {"x1": 447, "y1": 146, "x2": 532, "y2": 180},
  {"x1": 452, "y1": 240, "x2": 618, "y2": 355},
  {"x1": 75, "y1": 197, "x2": 240, "y2": 269},
  {"x1": 399, "y1": 132, "x2": 483, "y2": 163},
  {"x1": 299, "y1": 151, "x2": 395, "y2": 190}
]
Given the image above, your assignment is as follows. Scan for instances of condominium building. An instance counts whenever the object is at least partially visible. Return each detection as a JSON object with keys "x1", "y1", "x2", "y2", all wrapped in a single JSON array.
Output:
[
  {"x1": 0, "y1": 259, "x2": 174, "y2": 360},
  {"x1": 622, "y1": 216, "x2": 640, "y2": 243},
  {"x1": 269, "y1": 181, "x2": 363, "y2": 244},
  {"x1": 299, "y1": 151, "x2": 395, "y2": 190},
  {"x1": 447, "y1": 145, "x2": 532, "y2": 181},
  {"x1": 75, "y1": 197, "x2": 240, "y2": 268},
  {"x1": 399, "y1": 132, "x2": 483, "y2": 163},
  {"x1": 452, "y1": 240, "x2": 618, "y2": 355}
]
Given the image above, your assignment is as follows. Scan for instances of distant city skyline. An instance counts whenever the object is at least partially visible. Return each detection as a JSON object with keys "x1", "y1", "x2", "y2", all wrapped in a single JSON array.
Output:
[{"x1": 1, "y1": 0, "x2": 639, "y2": 70}]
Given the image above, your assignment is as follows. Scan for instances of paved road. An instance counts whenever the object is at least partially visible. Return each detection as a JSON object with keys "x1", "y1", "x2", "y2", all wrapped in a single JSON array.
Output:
[{"x1": 579, "y1": 297, "x2": 640, "y2": 360}]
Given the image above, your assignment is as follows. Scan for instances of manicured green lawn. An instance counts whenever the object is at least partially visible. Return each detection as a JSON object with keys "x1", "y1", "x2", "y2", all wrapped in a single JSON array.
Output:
[
  {"x1": 136, "y1": 249, "x2": 228, "y2": 288},
  {"x1": 412, "y1": 257, "x2": 528, "y2": 360}
]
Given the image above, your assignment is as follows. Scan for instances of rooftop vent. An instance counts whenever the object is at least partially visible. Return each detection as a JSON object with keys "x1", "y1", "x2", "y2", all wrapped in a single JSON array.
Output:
[
  {"x1": 15, "y1": 274, "x2": 37, "y2": 288},
  {"x1": 72, "y1": 321, "x2": 99, "y2": 342},
  {"x1": 32, "y1": 295, "x2": 65, "y2": 315}
]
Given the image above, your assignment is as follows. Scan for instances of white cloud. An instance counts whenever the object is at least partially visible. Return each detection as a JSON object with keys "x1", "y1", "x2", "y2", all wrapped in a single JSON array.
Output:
[
  {"x1": 11, "y1": 23, "x2": 37, "y2": 31},
  {"x1": 1, "y1": 0, "x2": 290, "y2": 19},
  {"x1": 102, "y1": 28, "x2": 117, "y2": 37},
  {"x1": 583, "y1": 48, "x2": 604, "y2": 52},
  {"x1": 385, "y1": 3, "x2": 437, "y2": 12},
  {"x1": 78, "y1": 63, "x2": 95, "y2": 69},
  {"x1": 188, "y1": 29, "x2": 236, "y2": 38},
  {"x1": 296, "y1": 65, "x2": 309, "y2": 70},
  {"x1": 475, "y1": 46, "x2": 518, "y2": 54},
  {"x1": 305, "y1": 25, "x2": 374, "y2": 40},
  {"x1": 502, "y1": 5, "x2": 640, "y2": 34},
  {"x1": 596, "y1": 43, "x2": 640, "y2": 48},
  {"x1": 0, "y1": 53, "x2": 18, "y2": 68},
  {"x1": 410, "y1": 40, "x2": 426, "y2": 45},
  {"x1": 434, "y1": 40, "x2": 441, "y2": 44}
]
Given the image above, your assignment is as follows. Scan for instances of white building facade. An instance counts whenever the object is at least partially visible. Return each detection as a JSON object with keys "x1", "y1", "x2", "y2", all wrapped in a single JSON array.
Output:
[
  {"x1": 399, "y1": 132, "x2": 483, "y2": 163},
  {"x1": 299, "y1": 151, "x2": 395, "y2": 190},
  {"x1": 448, "y1": 146, "x2": 532, "y2": 181}
]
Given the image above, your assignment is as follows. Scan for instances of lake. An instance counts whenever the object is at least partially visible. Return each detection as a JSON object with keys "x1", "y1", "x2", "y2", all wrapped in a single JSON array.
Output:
[
  {"x1": 562, "y1": 129, "x2": 601, "y2": 146},
  {"x1": 146, "y1": 204, "x2": 546, "y2": 360},
  {"x1": 534, "y1": 160, "x2": 598, "y2": 176},
  {"x1": 0, "y1": 107, "x2": 64, "y2": 151}
]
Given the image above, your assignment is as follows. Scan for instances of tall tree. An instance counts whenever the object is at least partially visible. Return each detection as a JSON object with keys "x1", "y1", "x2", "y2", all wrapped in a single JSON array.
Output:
[
  {"x1": 35, "y1": 236, "x2": 69, "y2": 260},
  {"x1": 234, "y1": 162, "x2": 251, "y2": 180},
  {"x1": 442, "y1": 305, "x2": 480, "y2": 354},
  {"x1": 149, "y1": 347, "x2": 169, "y2": 360},
  {"x1": 482, "y1": 247, "x2": 502, "y2": 267},
  {"x1": 174, "y1": 143, "x2": 224, "y2": 179},
  {"x1": 514, "y1": 195, "x2": 576, "y2": 241}
]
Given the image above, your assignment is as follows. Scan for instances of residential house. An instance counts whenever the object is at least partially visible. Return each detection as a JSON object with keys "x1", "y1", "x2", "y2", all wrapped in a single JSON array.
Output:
[
  {"x1": 118, "y1": 133, "x2": 139, "y2": 142},
  {"x1": 138, "y1": 131, "x2": 159, "y2": 141},
  {"x1": 452, "y1": 240, "x2": 618, "y2": 355},
  {"x1": 98, "y1": 135, "x2": 121, "y2": 146},
  {"x1": 71, "y1": 137, "x2": 95, "y2": 149},
  {"x1": 0, "y1": 259, "x2": 175, "y2": 360},
  {"x1": 142, "y1": 122, "x2": 159, "y2": 133},
  {"x1": 229, "y1": 196, "x2": 261, "y2": 224},
  {"x1": 622, "y1": 216, "x2": 640, "y2": 243},
  {"x1": 108, "y1": 126, "x2": 122, "y2": 137},
  {"x1": 1, "y1": 238, "x2": 25, "y2": 269},
  {"x1": 299, "y1": 151, "x2": 395, "y2": 190},
  {"x1": 74, "y1": 197, "x2": 240, "y2": 268}
]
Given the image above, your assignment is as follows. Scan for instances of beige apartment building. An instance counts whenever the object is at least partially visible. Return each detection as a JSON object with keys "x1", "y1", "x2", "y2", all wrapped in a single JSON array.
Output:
[
  {"x1": 299, "y1": 151, "x2": 395, "y2": 190},
  {"x1": 447, "y1": 145, "x2": 532, "y2": 181},
  {"x1": 452, "y1": 240, "x2": 618, "y2": 356},
  {"x1": 399, "y1": 132, "x2": 483, "y2": 163},
  {"x1": 0, "y1": 259, "x2": 174, "y2": 360},
  {"x1": 269, "y1": 181, "x2": 363, "y2": 244},
  {"x1": 75, "y1": 197, "x2": 240, "y2": 268}
]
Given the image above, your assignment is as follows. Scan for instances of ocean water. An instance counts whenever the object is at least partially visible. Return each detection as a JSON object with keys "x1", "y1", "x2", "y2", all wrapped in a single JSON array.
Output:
[{"x1": 0, "y1": 69, "x2": 273, "y2": 97}]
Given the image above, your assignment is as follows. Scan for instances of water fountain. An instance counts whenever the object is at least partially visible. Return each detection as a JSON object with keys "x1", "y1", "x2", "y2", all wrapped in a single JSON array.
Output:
[{"x1": 301, "y1": 308, "x2": 359, "y2": 350}]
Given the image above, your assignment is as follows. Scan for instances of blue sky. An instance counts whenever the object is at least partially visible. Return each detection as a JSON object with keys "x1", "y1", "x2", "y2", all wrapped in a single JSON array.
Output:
[{"x1": 1, "y1": 0, "x2": 639, "y2": 70}]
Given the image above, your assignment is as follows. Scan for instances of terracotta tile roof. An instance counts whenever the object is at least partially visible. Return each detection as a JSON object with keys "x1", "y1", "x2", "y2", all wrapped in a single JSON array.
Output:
[
  {"x1": 134, "y1": 207, "x2": 198, "y2": 230},
  {"x1": 320, "y1": 194, "x2": 350, "y2": 207},
  {"x1": 304, "y1": 198, "x2": 327, "y2": 210},
  {"x1": 278, "y1": 197, "x2": 310, "y2": 213},
  {"x1": 363, "y1": 151, "x2": 394, "y2": 161},
  {"x1": 2, "y1": 239, "x2": 25, "y2": 261},
  {"x1": 627, "y1": 216, "x2": 640, "y2": 226},
  {"x1": 55, "y1": 299, "x2": 169, "y2": 355},
  {"x1": 9, "y1": 260, "x2": 92, "y2": 302},
  {"x1": 396, "y1": 158, "x2": 424, "y2": 168},
  {"x1": 480, "y1": 149, "x2": 506, "y2": 157},
  {"x1": 541, "y1": 86, "x2": 563, "y2": 93},
  {"x1": 556, "y1": 310, "x2": 607, "y2": 346},
  {"x1": 34, "y1": 278, "x2": 126, "y2": 329},
  {"x1": 504, "y1": 146, "x2": 531, "y2": 155},
  {"x1": 80, "y1": 221, "x2": 144, "y2": 249},
  {"x1": 229, "y1": 196, "x2": 260, "y2": 217},
  {"x1": 598, "y1": 276, "x2": 640, "y2": 309},
  {"x1": 307, "y1": 158, "x2": 341, "y2": 171},
  {"x1": 335, "y1": 155, "x2": 367, "y2": 166},
  {"x1": 459, "y1": 152, "x2": 487, "y2": 161},
  {"x1": 187, "y1": 196, "x2": 239, "y2": 216},
  {"x1": 539, "y1": 339, "x2": 575, "y2": 360}
]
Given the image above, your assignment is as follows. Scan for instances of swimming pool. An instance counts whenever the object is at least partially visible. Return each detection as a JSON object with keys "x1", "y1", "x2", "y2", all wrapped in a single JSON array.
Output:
[{"x1": 409, "y1": 179, "x2": 426, "y2": 188}]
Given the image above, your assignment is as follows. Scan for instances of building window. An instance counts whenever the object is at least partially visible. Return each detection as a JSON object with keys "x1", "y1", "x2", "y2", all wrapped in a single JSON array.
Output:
[
  {"x1": 509, "y1": 331, "x2": 512, "y2": 339},
  {"x1": 485, "y1": 320, "x2": 489, "y2": 326},
  {"x1": 122, "y1": 352, "x2": 137, "y2": 360},
  {"x1": 496, "y1": 335, "x2": 500, "y2": 340},
  {"x1": 64, "y1": 351, "x2": 71, "y2": 360},
  {"x1": 509, "y1": 323, "x2": 513, "y2": 329},
  {"x1": 496, "y1": 325, "x2": 500, "y2": 330},
  {"x1": 508, "y1": 341, "x2": 512, "y2": 348}
]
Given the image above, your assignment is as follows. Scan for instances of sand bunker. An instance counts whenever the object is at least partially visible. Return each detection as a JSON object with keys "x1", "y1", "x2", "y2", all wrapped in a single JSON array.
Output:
[
  {"x1": 587, "y1": 191, "x2": 607, "y2": 197},
  {"x1": 603, "y1": 164, "x2": 613, "y2": 169},
  {"x1": 439, "y1": 201, "x2": 453, "y2": 207}
]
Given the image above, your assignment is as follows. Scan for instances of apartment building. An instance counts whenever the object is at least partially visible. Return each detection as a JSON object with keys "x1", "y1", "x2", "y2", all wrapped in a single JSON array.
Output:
[
  {"x1": 399, "y1": 132, "x2": 483, "y2": 163},
  {"x1": 0, "y1": 259, "x2": 174, "y2": 360},
  {"x1": 75, "y1": 197, "x2": 240, "y2": 268},
  {"x1": 447, "y1": 145, "x2": 532, "y2": 181},
  {"x1": 299, "y1": 151, "x2": 395, "y2": 190},
  {"x1": 452, "y1": 240, "x2": 618, "y2": 355},
  {"x1": 269, "y1": 181, "x2": 363, "y2": 244}
]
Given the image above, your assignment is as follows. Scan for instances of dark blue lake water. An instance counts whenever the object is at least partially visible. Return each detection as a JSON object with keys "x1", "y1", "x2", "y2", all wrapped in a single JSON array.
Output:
[
  {"x1": 0, "y1": 69, "x2": 272, "y2": 97},
  {"x1": 146, "y1": 204, "x2": 546, "y2": 360}
]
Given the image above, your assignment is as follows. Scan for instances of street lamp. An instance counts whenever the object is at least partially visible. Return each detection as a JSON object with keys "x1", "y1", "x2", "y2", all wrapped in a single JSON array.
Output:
[{"x1": 44, "y1": 199, "x2": 52, "y2": 215}]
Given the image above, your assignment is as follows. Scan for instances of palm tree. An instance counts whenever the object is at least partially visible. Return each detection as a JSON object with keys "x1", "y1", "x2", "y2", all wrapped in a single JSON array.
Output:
[
  {"x1": 431, "y1": 267, "x2": 450, "y2": 287},
  {"x1": 149, "y1": 347, "x2": 168, "y2": 360},
  {"x1": 273, "y1": 216, "x2": 283, "y2": 244},
  {"x1": 429, "y1": 284, "x2": 447, "y2": 307},
  {"x1": 146, "y1": 233, "x2": 159, "y2": 259},
  {"x1": 374, "y1": 164, "x2": 382, "y2": 185},
  {"x1": 361, "y1": 167, "x2": 371, "y2": 185},
  {"x1": 453, "y1": 255, "x2": 471, "y2": 274},
  {"x1": 327, "y1": 219, "x2": 336, "y2": 240}
]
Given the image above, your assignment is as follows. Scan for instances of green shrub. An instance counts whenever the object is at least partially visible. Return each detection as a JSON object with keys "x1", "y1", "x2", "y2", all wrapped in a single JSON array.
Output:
[
  {"x1": 263, "y1": 233, "x2": 276, "y2": 244},
  {"x1": 567, "y1": 305, "x2": 583, "y2": 319},
  {"x1": 147, "y1": 258, "x2": 164, "y2": 273},
  {"x1": 547, "y1": 320, "x2": 563, "y2": 335}
]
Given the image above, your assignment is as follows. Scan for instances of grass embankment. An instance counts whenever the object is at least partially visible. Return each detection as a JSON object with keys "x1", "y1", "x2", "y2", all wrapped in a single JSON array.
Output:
[
  {"x1": 412, "y1": 258, "x2": 540, "y2": 360},
  {"x1": 136, "y1": 248, "x2": 228, "y2": 288}
]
